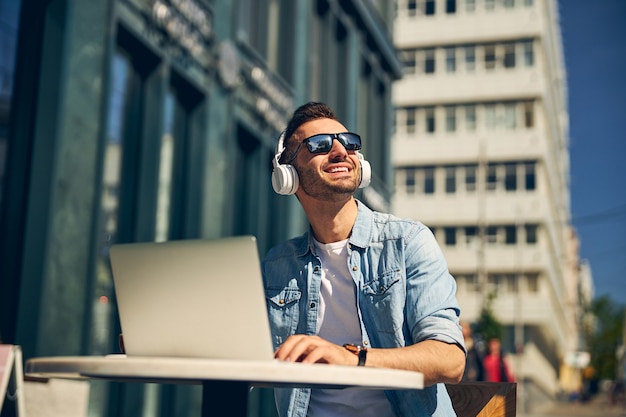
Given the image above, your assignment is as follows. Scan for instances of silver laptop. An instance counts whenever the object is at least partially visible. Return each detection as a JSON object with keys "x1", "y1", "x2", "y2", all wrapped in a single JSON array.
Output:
[{"x1": 109, "y1": 235, "x2": 275, "y2": 361}]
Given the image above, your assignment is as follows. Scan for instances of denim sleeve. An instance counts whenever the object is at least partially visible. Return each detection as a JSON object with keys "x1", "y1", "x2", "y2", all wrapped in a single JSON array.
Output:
[{"x1": 404, "y1": 224, "x2": 465, "y2": 350}]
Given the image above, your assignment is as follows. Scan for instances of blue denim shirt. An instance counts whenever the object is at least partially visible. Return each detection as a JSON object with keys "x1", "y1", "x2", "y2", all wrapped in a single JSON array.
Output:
[{"x1": 261, "y1": 200, "x2": 464, "y2": 417}]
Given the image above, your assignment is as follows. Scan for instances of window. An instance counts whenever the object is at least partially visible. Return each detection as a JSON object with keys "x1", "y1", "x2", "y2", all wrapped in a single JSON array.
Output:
[
  {"x1": 408, "y1": 0, "x2": 417, "y2": 16},
  {"x1": 425, "y1": 107, "x2": 436, "y2": 133},
  {"x1": 523, "y1": 101, "x2": 534, "y2": 127},
  {"x1": 524, "y1": 162, "x2": 536, "y2": 190},
  {"x1": 525, "y1": 224, "x2": 537, "y2": 244},
  {"x1": 488, "y1": 275, "x2": 501, "y2": 294},
  {"x1": 503, "y1": 43, "x2": 516, "y2": 68},
  {"x1": 484, "y1": 44, "x2": 496, "y2": 70},
  {"x1": 485, "y1": 0, "x2": 495, "y2": 10},
  {"x1": 405, "y1": 167, "x2": 416, "y2": 193},
  {"x1": 446, "y1": 0, "x2": 457, "y2": 13},
  {"x1": 486, "y1": 164, "x2": 497, "y2": 190},
  {"x1": 460, "y1": 274, "x2": 480, "y2": 292},
  {"x1": 425, "y1": 0, "x2": 436, "y2": 15},
  {"x1": 424, "y1": 49, "x2": 436, "y2": 73},
  {"x1": 401, "y1": 50, "x2": 417, "y2": 74},
  {"x1": 485, "y1": 104, "x2": 496, "y2": 130},
  {"x1": 524, "y1": 0, "x2": 534, "y2": 6},
  {"x1": 406, "y1": 107, "x2": 417, "y2": 133},
  {"x1": 155, "y1": 91, "x2": 176, "y2": 242},
  {"x1": 468, "y1": 274, "x2": 480, "y2": 292},
  {"x1": 504, "y1": 163, "x2": 517, "y2": 191},
  {"x1": 465, "y1": 226, "x2": 477, "y2": 244},
  {"x1": 504, "y1": 102, "x2": 517, "y2": 130},
  {"x1": 503, "y1": 0, "x2": 515, "y2": 9},
  {"x1": 465, "y1": 165, "x2": 477, "y2": 191},
  {"x1": 445, "y1": 47, "x2": 456, "y2": 73},
  {"x1": 486, "y1": 226, "x2": 498, "y2": 243},
  {"x1": 97, "y1": 51, "x2": 133, "y2": 352},
  {"x1": 465, "y1": 0, "x2": 476, "y2": 12},
  {"x1": 504, "y1": 225, "x2": 517, "y2": 244},
  {"x1": 522, "y1": 40, "x2": 534, "y2": 66},
  {"x1": 465, "y1": 104, "x2": 476, "y2": 130},
  {"x1": 464, "y1": 45, "x2": 476, "y2": 72},
  {"x1": 424, "y1": 166, "x2": 435, "y2": 193},
  {"x1": 526, "y1": 273, "x2": 539, "y2": 292},
  {"x1": 445, "y1": 106, "x2": 457, "y2": 132},
  {"x1": 445, "y1": 166, "x2": 456, "y2": 193},
  {"x1": 504, "y1": 274, "x2": 518, "y2": 292},
  {"x1": 444, "y1": 227, "x2": 457, "y2": 246}
]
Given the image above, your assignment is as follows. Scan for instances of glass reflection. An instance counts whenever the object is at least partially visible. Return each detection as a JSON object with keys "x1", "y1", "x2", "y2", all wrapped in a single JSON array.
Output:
[
  {"x1": 155, "y1": 91, "x2": 175, "y2": 242},
  {"x1": 92, "y1": 51, "x2": 130, "y2": 354}
]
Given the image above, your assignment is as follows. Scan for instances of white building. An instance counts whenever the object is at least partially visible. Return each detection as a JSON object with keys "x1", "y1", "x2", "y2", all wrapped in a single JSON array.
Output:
[{"x1": 391, "y1": 0, "x2": 590, "y2": 409}]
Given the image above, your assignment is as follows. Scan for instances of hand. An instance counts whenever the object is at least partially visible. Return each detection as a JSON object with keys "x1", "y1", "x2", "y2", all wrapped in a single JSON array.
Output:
[{"x1": 274, "y1": 335, "x2": 358, "y2": 366}]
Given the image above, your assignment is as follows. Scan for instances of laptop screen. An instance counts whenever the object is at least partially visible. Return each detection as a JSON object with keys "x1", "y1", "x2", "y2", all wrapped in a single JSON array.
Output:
[{"x1": 109, "y1": 236, "x2": 275, "y2": 361}]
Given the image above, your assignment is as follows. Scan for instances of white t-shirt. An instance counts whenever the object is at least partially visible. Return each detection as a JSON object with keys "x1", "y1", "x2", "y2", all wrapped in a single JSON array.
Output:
[{"x1": 307, "y1": 239, "x2": 395, "y2": 417}]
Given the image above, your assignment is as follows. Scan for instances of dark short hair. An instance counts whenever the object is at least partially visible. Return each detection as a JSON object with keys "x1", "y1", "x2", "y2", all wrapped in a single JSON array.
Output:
[{"x1": 280, "y1": 102, "x2": 337, "y2": 163}]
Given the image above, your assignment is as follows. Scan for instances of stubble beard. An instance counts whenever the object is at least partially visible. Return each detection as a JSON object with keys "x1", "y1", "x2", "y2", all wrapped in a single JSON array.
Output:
[{"x1": 296, "y1": 163, "x2": 360, "y2": 202}]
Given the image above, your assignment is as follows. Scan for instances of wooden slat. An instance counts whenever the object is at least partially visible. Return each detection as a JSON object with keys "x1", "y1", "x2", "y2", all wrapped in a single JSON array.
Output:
[{"x1": 446, "y1": 382, "x2": 517, "y2": 417}]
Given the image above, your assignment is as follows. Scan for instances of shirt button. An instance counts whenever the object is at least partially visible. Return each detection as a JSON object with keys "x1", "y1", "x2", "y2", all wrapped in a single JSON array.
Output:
[
  {"x1": 352, "y1": 266, "x2": 358, "y2": 271},
  {"x1": 310, "y1": 302, "x2": 316, "y2": 308},
  {"x1": 279, "y1": 299, "x2": 285, "y2": 305}
]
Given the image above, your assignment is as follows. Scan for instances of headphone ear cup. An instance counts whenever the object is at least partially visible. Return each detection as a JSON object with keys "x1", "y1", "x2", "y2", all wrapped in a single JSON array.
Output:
[
  {"x1": 358, "y1": 154, "x2": 371, "y2": 189},
  {"x1": 272, "y1": 163, "x2": 299, "y2": 195}
]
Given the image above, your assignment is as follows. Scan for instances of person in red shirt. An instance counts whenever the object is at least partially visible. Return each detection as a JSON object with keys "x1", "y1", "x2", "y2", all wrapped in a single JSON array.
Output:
[{"x1": 482, "y1": 338, "x2": 515, "y2": 382}]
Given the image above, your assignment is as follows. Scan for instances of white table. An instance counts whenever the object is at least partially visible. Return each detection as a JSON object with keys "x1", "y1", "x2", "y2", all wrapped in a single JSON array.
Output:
[{"x1": 25, "y1": 355, "x2": 424, "y2": 416}]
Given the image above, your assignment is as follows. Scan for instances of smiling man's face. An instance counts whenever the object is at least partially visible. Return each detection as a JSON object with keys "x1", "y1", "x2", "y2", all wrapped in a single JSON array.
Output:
[{"x1": 289, "y1": 118, "x2": 361, "y2": 201}]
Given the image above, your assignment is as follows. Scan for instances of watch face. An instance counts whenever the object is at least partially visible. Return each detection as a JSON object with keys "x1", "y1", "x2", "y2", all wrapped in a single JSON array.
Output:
[
  {"x1": 343, "y1": 343, "x2": 367, "y2": 366},
  {"x1": 344, "y1": 344, "x2": 361, "y2": 354}
]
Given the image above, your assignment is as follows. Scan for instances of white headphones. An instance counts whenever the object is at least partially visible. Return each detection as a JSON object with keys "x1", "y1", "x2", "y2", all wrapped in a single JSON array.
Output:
[{"x1": 271, "y1": 130, "x2": 372, "y2": 195}]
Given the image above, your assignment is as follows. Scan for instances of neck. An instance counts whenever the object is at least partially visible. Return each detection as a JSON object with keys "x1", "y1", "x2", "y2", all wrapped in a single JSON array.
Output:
[{"x1": 300, "y1": 196, "x2": 358, "y2": 244}]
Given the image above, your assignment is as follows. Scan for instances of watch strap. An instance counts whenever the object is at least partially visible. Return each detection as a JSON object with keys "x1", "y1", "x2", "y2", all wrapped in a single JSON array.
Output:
[{"x1": 343, "y1": 343, "x2": 367, "y2": 366}]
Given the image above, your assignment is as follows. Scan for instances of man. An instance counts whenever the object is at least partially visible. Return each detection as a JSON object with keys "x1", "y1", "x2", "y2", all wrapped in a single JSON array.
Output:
[
  {"x1": 460, "y1": 321, "x2": 484, "y2": 382},
  {"x1": 262, "y1": 102, "x2": 465, "y2": 417}
]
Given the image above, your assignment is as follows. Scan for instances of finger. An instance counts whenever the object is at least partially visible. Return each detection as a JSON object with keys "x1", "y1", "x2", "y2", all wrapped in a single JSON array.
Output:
[
  {"x1": 275, "y1": 335, "x2": 316, "y2": 362},
  {"x1": 285, "y1": 336, "x2": 320, "y2": 362}
]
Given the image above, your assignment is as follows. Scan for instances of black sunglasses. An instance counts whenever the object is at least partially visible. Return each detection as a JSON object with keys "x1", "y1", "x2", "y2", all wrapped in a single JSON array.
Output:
[{"x1": 286, "y1": 132, "x2": 362, "y2": 163}]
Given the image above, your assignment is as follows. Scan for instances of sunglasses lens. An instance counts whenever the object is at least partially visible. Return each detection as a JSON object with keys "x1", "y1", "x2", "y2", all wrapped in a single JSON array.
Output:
[
  {"x1": 337, "y1": 133, "x2": 361, "y2": 150},
  {"x1": 305, "y1": 133, "x2": 361, "y2": 153},
  {"x1": 306, "y1": 135, "x2": 334, "y2": 153}
]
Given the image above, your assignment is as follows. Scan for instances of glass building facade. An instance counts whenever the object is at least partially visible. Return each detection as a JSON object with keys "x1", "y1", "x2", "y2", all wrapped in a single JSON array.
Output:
[{"x1": 0, "y1": 0, "x2": 401, "y2": 416}]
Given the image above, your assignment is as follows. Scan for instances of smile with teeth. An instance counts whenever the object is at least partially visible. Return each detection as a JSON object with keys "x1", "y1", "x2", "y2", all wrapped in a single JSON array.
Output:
[{"x1": 327, "y1": 167, "x2": 349, "y2": 173}]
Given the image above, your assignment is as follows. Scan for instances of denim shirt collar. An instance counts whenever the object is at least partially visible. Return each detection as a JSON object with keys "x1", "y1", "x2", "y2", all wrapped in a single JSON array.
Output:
[
  {"x1": 300, "y1": 199, "x2": 373, "y2": 254},
  {"x1": 348, "y1": 199, "x2": 373, "y2": 249}
]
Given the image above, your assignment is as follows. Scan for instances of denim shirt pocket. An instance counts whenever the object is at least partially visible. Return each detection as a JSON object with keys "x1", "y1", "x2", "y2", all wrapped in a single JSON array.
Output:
[
  {"x1": 361, "y1": 268, "x2": 404, "y2": 335},
  {"x1": 362, "y1": 268, "x2": 402, "y2": 297},
  {"x1": 265, "y1": 286, "x2": 302, "y2": 347}
]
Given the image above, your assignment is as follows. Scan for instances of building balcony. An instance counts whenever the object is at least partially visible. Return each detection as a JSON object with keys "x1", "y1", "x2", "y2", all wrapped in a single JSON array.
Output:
[
  {"x1": 392, "y1": 130, "x2": 545, "y2": 166},
  {"x1": 392, "y1": 190, "x2": 547, "y2": 224},
  {"x1": 395, "y1": 6, "x2": 544, "y2": 48},
  {"x1": 393, "y1": 67, "x2": 544, "y2": 106}
]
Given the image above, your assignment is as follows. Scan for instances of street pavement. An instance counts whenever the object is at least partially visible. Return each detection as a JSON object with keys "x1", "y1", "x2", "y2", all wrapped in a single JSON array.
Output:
[{"x1": 519, "y1": 392, "x2": 626, "y2": 417}]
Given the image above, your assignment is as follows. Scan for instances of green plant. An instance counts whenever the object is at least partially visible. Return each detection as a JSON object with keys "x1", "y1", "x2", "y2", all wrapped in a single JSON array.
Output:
[{"x1": 474, "y1": 292, "x2": 503, "y2": 343}]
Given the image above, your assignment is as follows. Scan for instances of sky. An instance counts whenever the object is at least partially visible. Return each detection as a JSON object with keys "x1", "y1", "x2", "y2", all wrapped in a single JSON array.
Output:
[{"x1": 559, "y1": 0, "x2": 626, "y2": 306}]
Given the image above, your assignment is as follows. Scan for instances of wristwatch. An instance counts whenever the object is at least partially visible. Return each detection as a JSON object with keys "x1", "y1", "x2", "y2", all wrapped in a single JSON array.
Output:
[{"x1": 343, "y1": 343, "x2": 367, "y2": 366}]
